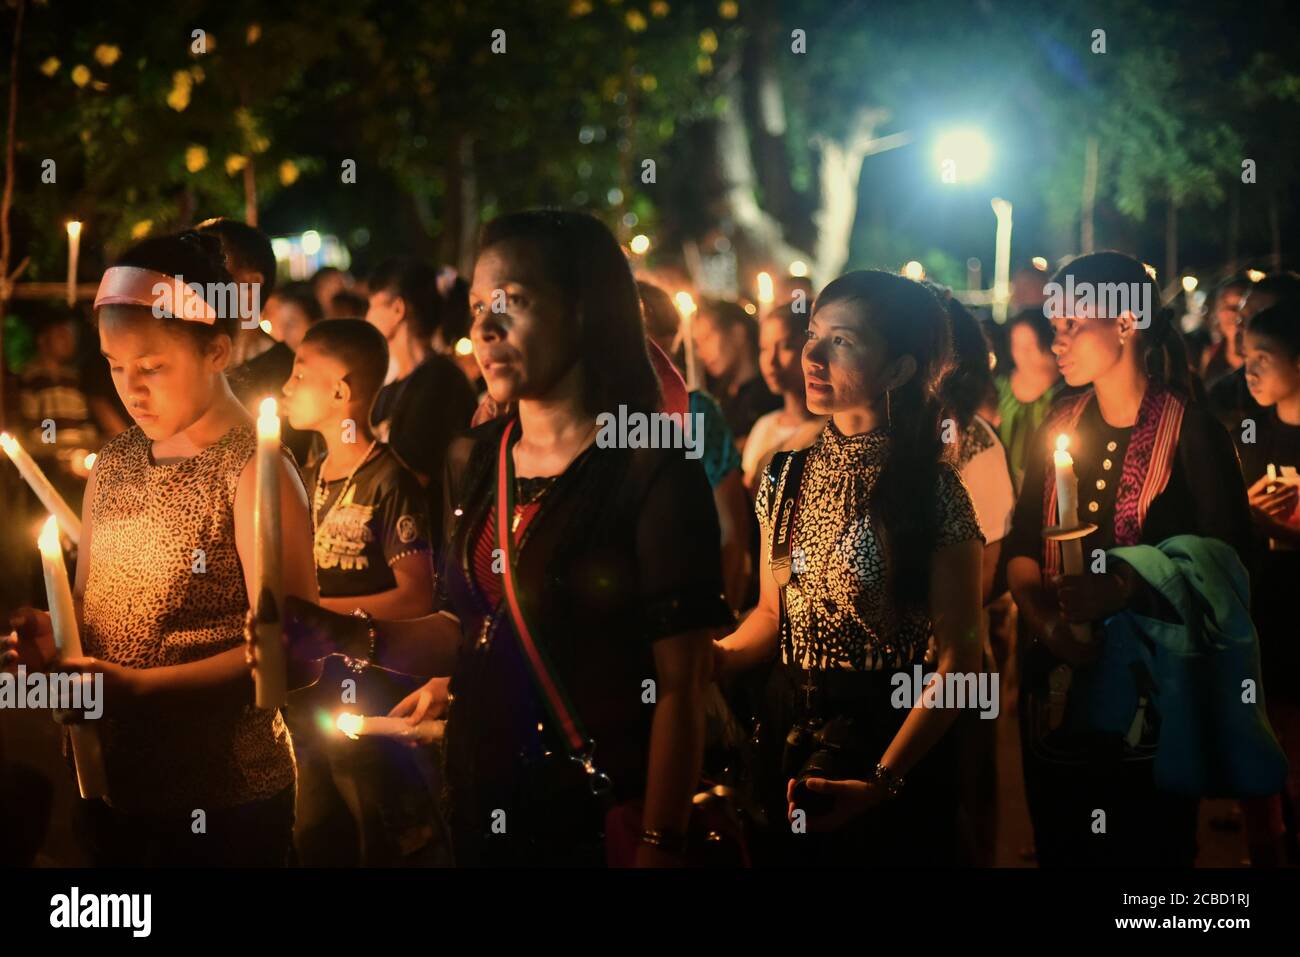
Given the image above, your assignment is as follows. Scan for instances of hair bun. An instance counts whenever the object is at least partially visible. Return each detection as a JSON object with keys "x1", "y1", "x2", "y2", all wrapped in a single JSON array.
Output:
[{"x1": 177, "y1": 229, "x2": 228, "y2": 271}]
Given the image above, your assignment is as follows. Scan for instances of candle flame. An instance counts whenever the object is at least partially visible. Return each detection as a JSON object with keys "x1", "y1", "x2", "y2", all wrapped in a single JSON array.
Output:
[
  {"x1": 66, "y1": 220, "x2": 82, "y2": 239},
  {"x1": 1055, "y1": 434, "x2": 1070, "y2": 453},
  {"x1": 259, "y1": 319, "x2": 273, "y2": 335},
  {"x1": 335, "y1": 712, "x2": 363, "y2": 739},
  {"x1": 37, "y1": 515, "x2": 61, "y2": 556},
  {"x1": 756, "y1": 271, "x2": 774, "y2": 304},
  {"x1": 0, "y1": 431, "x2": 17, "y2": 456},
  {"x1": 673, "y1": 291, "x2": 696, "y2": 319},
  {"x1": 83, "y1": 452, "x2": 97, "y2": 472},
  {"x1": 256, "y1": 397, "x2": 280, "y2": 440}
]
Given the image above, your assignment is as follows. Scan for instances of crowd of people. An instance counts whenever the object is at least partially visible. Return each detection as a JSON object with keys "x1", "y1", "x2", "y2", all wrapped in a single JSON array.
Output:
[{"x1": 1, "y1": 209, "x2": 1297, "y2": 869}]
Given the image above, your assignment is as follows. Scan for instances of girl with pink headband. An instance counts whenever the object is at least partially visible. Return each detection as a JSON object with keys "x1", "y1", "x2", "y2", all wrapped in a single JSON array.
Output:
[{"x1": 3, "y1": 230, "x2": 318, "y2": 865}]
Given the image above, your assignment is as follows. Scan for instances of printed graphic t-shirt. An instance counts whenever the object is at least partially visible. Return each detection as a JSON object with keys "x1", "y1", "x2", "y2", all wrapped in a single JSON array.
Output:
[{"x1": 302, "y1": 444, "x2": 432, "y2": 598}]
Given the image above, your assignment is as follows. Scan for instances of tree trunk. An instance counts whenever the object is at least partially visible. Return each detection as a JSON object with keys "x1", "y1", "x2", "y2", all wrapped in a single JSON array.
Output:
[
  {"x1": 1226, "y1": 184, "x2": 1239, "y2": 272},
  {"x1": 0, "y1": 0, "x2": 26, "y2": 431},
  {"x1": 1165, "y1": 192, "x2": 1178, "y2": 283},
  {"x1": 440, "y1": 130, "x2": 477, "y2": 275},
  {"x1": 1270, "y1": 193, "x2": 1282, "y2": 271},
  {"x1": 243, "y1": 161, "x2": 258, "y2": 227},
  {"x1": 1080, "y1": 135, "x2": 1098, "y2": 254}
]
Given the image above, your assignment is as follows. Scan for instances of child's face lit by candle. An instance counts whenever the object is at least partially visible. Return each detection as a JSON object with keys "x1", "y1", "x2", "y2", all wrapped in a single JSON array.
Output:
[
  {"x1": 468, "y1": 241, "x2": 577, "y2": 406},
  {"x1": 801, "y1": 301, "x2": 892, "y2": 416},
  {"x1": 282, "y1": 343, "x2": 350, "y2": 431},
  {"x1": 1047, "y1": 303, "x2": 1128, "y2": 387},
  {"x1": 98, "y1": 305, "x2": 230, "y2": 441},
  {"x1": 1243, "y1": 330, "x2": 1300, "y2": 408}
]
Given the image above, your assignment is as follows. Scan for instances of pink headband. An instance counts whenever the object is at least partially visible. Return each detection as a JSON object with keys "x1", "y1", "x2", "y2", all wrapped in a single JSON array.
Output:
[{"x1": 94, "y1": 266, "x2": 217, "y2": 324}]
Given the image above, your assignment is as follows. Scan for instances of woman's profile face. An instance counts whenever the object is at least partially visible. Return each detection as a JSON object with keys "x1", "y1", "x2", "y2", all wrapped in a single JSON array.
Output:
[
  {"x1": 99, "y1": 305, "x2": 226, "y2": 441},
  {"x1": 801, "y1": 301, "x2": 890, "y2": 416},
  {"x1": 1046, "y1": 301, "x2": 1124, "y2": 388},
  {"x1": 469, "y1": 241, "x2": 577, "y2": 406}
]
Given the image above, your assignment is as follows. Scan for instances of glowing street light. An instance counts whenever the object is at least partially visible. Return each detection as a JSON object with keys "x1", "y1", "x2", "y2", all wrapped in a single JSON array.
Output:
[{"x1": 934, "y1": 127, "x2": 992, "y2": 184}]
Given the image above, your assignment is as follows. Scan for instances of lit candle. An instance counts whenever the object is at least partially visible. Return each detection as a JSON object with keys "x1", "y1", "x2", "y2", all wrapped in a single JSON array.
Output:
[
  {"x1": 674, "y1": 291, "x2": 699, "y2": 391},
  {"x1": 38, "y1": 517, "x2": 108, "y2": 800},
  {"x1": 335, "y1": 712, "x2": 444, "y2": 744},
  {"x1": 1052, "y1": 434, "x2": 1091, "y2": 643},
  {"x1": 1, "y1": 432, "x2": 82, "y2": 545},
  {"x1": 1266, "y1": 463, "x2": 1278, "y2": 493},
  {"x1": 66, "y1": 221, "x2": 82, "y2": 307},
  {"x1": 1053, "y1": 434, "x2": 1079, "y2": 530},
  {"x1": 756, "y1": 271, "x2": 775, "y2": 316},
  {"x1": 253, "y1": 397, "x2": 286, "y2": 709}
]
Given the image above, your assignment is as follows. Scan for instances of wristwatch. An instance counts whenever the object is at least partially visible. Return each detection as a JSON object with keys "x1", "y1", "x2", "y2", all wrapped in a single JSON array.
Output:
[
  {"x1": 873, "y1": 762, "x2": 905, "y2": 800},
  {"x1": 345, "y1": 608, "x2": 377, "y2": 673}
]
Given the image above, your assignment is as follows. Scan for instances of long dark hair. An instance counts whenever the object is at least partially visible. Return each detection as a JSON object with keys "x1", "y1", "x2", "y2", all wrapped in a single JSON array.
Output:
[
  {"x1": 813, "y1": 270, "x2": 953, "y2": 612},
  {"x1": 929, "y1": 284, "x2": 993, "y2": 432},
  {"x1": 478, "y1": 210, "x2": 660, "y2": 415},
  {"x1": 1048, "y1": 251, "x2": 1199, "y2": 400}
]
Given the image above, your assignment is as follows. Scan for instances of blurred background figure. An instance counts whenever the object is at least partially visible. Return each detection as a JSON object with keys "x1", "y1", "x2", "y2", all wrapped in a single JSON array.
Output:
[
  {"x1": 326, "y1": 289, "x2": 370, "y2": 321},
  {"x1": 1198, "y1": 274, "x2": 1252, "y2": 385},
  {"x1": 741, "y1": 302, "x2": 825, "y2": 491},
  {"x1": 312, "y1": 265, "x2": 354, "y2": 317},
  {"x1": 692, "y1": 298, "x2": 781, "y2": 446},
  {"x1": 640, "y1": 280, "x2": 752, "y2": 611},
  {"x1": 995, "y1": 309, "x2": 1065, "y2": 489},
  {"x1": 195, "y1": 217, "x2": 278, "y2": 368},
  {"x1": 365, "y1": 257, "x2": 477, "y2": 541}
]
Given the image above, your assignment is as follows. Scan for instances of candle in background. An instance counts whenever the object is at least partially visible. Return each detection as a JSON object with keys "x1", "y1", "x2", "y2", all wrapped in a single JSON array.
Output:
[
  {"x1": 756, "y1": 271, "x2": 775, "y2": 317},
  {"x1": 66, "y1": 221, "x2": 82, "y2": 307},
  {"x1": 253, "y1": 397, "x2": 286, "y2": 709},
  {"x1": 38, "y1": 517, "x2": 109, "y2": 801},
  {"x1": 1, "y1": 432, "x2": 82, "y2": 545},
  {"x1": 1052, "y1": 434, "x2": 1092, "y2": 643},
  {"x1": 674, "y1": 291, "x2": 699, "y2": 391},
  {"x1": 335, "y1": 711, "x2": 445, "y2": 744}
]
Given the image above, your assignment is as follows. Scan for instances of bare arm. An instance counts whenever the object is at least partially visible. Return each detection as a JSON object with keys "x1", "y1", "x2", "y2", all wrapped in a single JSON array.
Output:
[
  {"x1": 639, "y1": 627, "x2": 713, "y2": 865},
  {"x1": 714, "y1": 522, "x2": 781, "y2": 674},
  {"x1": 878, "y1": 538, "x2": 983, "y2": 777},
  {"x1": 319, "y1": 551, "x2": 437, "y2": 620},
  {"x1": 712, "y1": 470, "x2": 752, "y2": 612}
]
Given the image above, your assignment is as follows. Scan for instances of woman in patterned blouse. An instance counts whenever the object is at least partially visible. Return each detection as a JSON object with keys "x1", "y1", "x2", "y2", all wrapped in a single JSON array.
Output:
[{"x1": 715, "y1": 270, "x2": 985, "y2": 866}]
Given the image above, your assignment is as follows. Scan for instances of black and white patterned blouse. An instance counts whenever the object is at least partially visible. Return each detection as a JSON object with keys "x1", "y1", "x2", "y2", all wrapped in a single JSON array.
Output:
[{"x1": 755, "y1": 420, "x2": 984, "y2": 672}]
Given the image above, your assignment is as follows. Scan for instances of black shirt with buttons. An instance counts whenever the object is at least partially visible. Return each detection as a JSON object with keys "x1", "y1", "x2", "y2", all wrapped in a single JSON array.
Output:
[{"x1": 1005, "y1": 394, "x2": 1253, "y2": 569}]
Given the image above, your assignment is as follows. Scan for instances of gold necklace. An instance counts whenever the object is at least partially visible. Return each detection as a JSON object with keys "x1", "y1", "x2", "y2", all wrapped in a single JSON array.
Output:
[{"x1": 313, "y1": 439, "x2": 378, "y2": 529}]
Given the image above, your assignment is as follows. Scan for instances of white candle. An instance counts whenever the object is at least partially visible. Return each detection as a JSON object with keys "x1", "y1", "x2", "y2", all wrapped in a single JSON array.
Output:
[
  {"x1": 1051, "y1": 433, "x2": 1092, "y2": 642},
  {"x1": 38, "y1": 516, "x2": 108, "y2": 800},
  {"x1": 1, "y1": 432, "x2": 82, "y2": 545},
  {"x1": 335, "y1": 712, "x2": 445, "y2": 744},
  {"x1": 756, "y1": 271, "x2": 774, "y2": 317},
  {"x1": 674, "y1": 291, "x2": 699, "y2": 391},
  {"x1": 1053, "y1": 434, "x2": 1079, "y2": 530},
  {"x1": 66, "y1": 221, "x2": 82, "y2": 307},
  {"x1": 1267, "y1": 462, "x2": 1278, "y2": 492},
  {"x1": 253, "y1": 397, "x2": 286, "y2": 709}
]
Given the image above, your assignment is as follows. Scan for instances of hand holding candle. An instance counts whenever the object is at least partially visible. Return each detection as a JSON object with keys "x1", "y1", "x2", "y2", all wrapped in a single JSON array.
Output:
[
  {"x1": 1, "y1": 432, "x2": 82, "y2": 545},
  {"x1": 335, "y1": 711, "x2": 445, "y2": 745},
  {"x1": 253, "y1": 397, "x2": 287, "y2": 709},
  {"x1": 38, "y1": 517, "x2": 108, "y2": 801}
]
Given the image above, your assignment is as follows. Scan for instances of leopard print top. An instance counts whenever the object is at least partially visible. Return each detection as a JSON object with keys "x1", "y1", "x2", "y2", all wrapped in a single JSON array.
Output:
[
  {"x1": 756, "y1": 420, "x2": 984, "y2": 671},
  {"x1": 81, "y1": 424, "x2": 295, "y2": 813}
]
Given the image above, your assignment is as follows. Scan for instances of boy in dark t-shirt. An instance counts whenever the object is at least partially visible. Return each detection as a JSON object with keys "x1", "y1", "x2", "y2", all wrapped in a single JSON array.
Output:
[{"x1": 280, "y1": 319, "x2": 446, "y2": 866}]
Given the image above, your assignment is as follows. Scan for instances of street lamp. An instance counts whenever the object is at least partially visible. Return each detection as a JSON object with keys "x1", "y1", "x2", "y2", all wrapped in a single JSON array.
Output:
[{"x1": 934, "y1": 127, "x2": 992, "y2": 184}]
